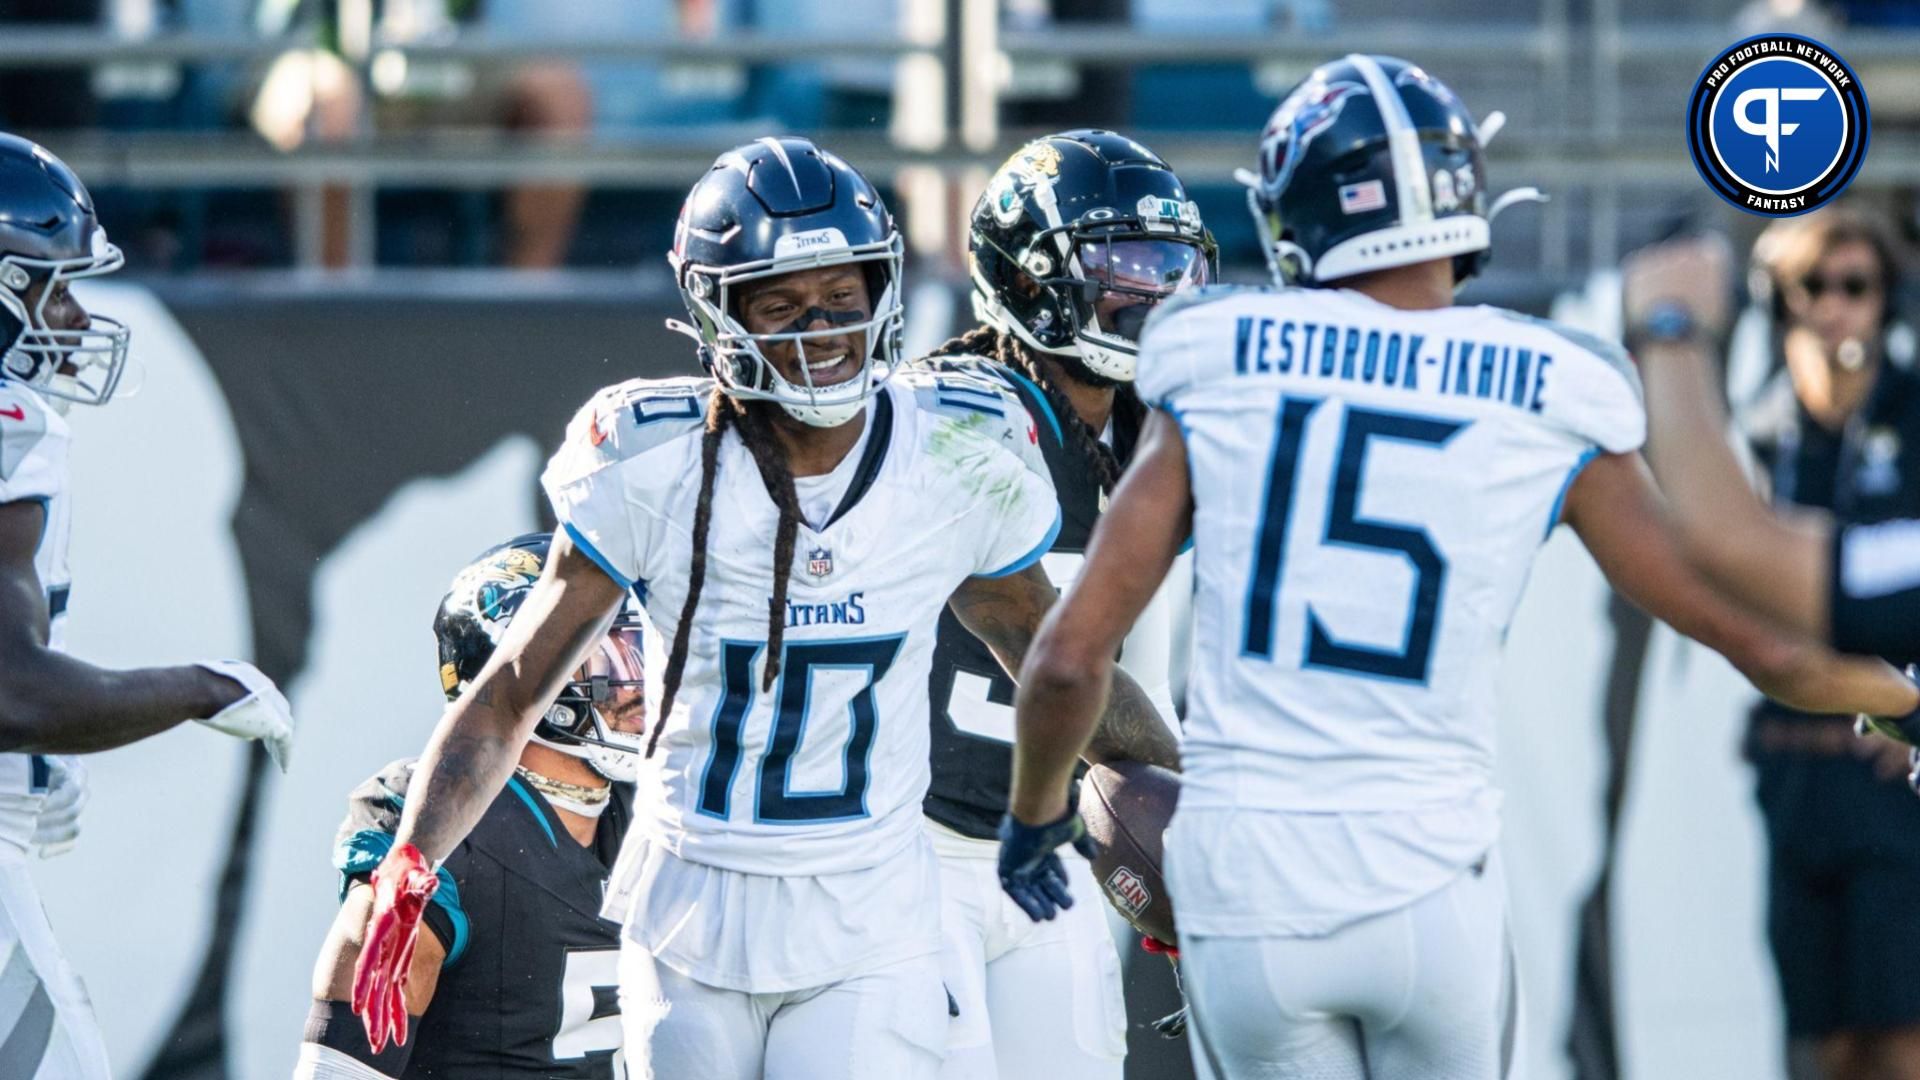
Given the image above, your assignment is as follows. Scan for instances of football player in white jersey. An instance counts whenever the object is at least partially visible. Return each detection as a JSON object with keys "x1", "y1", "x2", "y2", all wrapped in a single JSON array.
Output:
[
  {"x1": 0, "y1": 132, "x2": 295, "y2": 1079},
  {"x1": 916, "y1": 130, "x2": 1204, "y2": 1080},
  {"x1": 995, "y1": 56, "x2": 1920, "y2": 1080},
  {"x1": 347, "y1": 137, "x2": 1176, "y2": 1080}
]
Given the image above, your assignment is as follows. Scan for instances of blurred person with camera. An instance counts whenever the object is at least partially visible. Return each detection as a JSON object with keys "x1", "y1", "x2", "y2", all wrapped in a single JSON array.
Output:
[{"x1": 1625, "y1": 206, "x2": 1920, "y2": 1080}]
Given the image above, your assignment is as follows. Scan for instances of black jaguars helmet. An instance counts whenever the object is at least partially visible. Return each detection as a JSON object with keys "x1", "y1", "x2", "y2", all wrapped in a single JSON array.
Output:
[
  {"x1": 1242, "y1": 55, "x2": 1544, "y2": 287},
  {"x1": 971, "y1": 129, "x2": 1216, "y2": 383},
  {"x1": 668, "y1": 136, "x2": 904, "y2": 429},
  {"x1": 434, "y1": 533, "x2": 647, "y2": 782},
  {"x1": 0, "y1": 133, "x2": 129, "y2": 408}
]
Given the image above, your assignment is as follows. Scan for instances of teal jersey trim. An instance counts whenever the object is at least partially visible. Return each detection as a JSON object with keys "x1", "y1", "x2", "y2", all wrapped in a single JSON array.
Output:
[
  {"x1": 1000, "y1": 367, "x2": 1065, "y2": 446},
  {"x1": 505, "y1": 774, "x2": 559, "y2": 847},
  {"x1": 562, "y1": 521, "x2": 636, "y2": 589},
  {"x1": 979, "y1": 509, "x2": 1063, "y2": 578},
  {"x1": 1546, "y1": 447, "x2": 1601, "y2": 539},
  {"x1": 333, "y1": 827, "x2": 471, "y2": 966}
]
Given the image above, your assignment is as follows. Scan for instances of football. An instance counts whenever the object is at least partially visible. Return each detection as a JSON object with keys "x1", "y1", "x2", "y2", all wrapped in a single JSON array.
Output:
[{"x1": 1079, "y1": 760, "x2": 1181, "y2": 945}]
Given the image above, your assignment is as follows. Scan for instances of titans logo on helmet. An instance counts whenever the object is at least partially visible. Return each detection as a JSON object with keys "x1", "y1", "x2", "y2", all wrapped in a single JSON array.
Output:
[
  {"x1": 1687, "y1": 33, "x2": 1869, "y2": 217},
  {"x1": 1260, "y1": 81, "x2": 1366, "y2": 201}
]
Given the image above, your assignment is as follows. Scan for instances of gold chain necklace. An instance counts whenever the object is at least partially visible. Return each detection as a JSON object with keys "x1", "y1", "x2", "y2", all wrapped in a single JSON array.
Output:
[{"x1": 515, "y1": 766, "x2": 610, "y2": 807}]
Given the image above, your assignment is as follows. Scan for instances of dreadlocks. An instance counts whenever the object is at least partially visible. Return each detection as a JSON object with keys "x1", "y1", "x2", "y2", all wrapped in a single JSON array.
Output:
[
  {"x1": 647, "y1": 390, "x2": 805, "y2": 758},
  {"x1": 925, "y1": 326, "x2": 1145, "y2": 493}
]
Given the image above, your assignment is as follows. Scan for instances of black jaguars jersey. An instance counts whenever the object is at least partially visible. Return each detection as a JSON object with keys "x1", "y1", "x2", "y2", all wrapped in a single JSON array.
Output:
[
  {"x1": 923, "y1": 355, "x2": 1143, "y2": 839},
  {"x1": 333, "y1": 759, "x2": 633, "y2": 1079}
]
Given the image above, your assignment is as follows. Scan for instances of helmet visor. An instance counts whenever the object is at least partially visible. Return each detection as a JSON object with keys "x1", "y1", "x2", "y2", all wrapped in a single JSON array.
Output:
[
  {"x1": 580, "y1": 624, "x2": 647, "y2": 736},
  {"x1": 1073, "y1": 238, "x2": 1210, "y2": 344}
]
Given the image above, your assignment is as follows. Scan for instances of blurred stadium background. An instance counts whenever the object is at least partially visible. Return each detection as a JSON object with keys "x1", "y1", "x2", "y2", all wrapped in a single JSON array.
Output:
[{"x1": 8, "y1": 0, "x2": 1918, "y2": 1077}]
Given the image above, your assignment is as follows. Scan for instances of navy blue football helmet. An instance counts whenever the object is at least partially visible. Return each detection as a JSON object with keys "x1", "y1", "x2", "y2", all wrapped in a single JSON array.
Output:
[
  {"x1": 0, "y1": 133, "x2": 128, "y2": 408},
  {"x1": 1242, "y1": 55, "x2": 1543, "y2": 287},
  {"x1": 434, "y1": 533, "x2": 647, "y2": 782},
  {"x1": 668, "y1": 137, "x2": 904, "y2": 428},
  {"x1": 971, "y1": 130, "x2": 1216, "y2": 382}
]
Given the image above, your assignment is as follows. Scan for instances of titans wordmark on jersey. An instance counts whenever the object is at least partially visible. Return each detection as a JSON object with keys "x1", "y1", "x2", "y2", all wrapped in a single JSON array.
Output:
[
  {"x1": 333, "y1": 760, "x2": 633, "y2": 1079},
  {"x1": 1138, "y1": 285, "x2": 1643, "y2": 817},
  {"x1": 541, "y1": 371, "x2": 1059, "y2": 878},
  {"x1": 0, "y1": 378, "x2": 75, "y2": 852}
]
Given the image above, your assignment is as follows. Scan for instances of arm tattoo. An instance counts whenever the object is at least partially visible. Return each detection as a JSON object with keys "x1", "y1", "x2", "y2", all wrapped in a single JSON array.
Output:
[
  {"x1": 947, "y1": 565, "x2": 1048, "y2": 675},
  {"x1": 951, "y1": 565, "x2": 1180, "y2": 772},
  {"x1": 1084, "y1": 668, "x2": 1181, "y2": 771},
  {"x1": 395, "y1": 593, "x2": 613, "y2": 864}
]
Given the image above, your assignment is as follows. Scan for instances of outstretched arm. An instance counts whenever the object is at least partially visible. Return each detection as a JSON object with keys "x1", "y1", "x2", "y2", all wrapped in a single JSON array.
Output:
[
  {"x1": 1622, "y1": 237, "x2": 1834, "y2": 637},
  {"x1": 353, "y1": 530, "x2": 626, "y2": 1051},
  {"x1": 1566, "y1": 450, "x2": 1916, "y2": 717},
  {"x1": 1003, "y1": 410, "x2": 1193, "y2": 825},
  {"x1": 948, "y1": 563, "x2": 1180, "y2": 776},
  {"x1": 388, "y1": 531, "x2": 627, "y2": 865},
  {"x1": 0, "y1": 500, "x2": 247, "y2": 752}
]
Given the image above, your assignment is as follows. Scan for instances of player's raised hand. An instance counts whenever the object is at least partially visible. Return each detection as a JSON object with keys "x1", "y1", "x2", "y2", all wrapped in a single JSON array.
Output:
[
  {"x1": 193, "y1": 660, "x2": 295, "y2": 771},
  {"x1": 997, "y1": 809, "x2": 1100, "y2": 923},
  {"x1": 352, "y1": 843, "x2": 439, "y2": 1052},
  {"x1": 1620, "y1": 232, "x2": 1736, "y2": 344}
]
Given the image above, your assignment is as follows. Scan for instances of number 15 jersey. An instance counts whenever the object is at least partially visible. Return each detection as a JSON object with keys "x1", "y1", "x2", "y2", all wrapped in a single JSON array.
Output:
[
  {"x1": 542, "y1": 373, "x2": 1058, "y2": 880},
  {"x1": 1138, "y1": 286, "x2": 1644, "y2": 819}
]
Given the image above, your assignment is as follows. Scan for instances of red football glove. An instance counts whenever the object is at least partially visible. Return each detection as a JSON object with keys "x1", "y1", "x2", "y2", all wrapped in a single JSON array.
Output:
[
  {"x1": 351, "y1": 843, "x2": 439, "y2": 1052},
  {"x1": 1141, "y1": 934, "x2": 1180, "y2": 961}
]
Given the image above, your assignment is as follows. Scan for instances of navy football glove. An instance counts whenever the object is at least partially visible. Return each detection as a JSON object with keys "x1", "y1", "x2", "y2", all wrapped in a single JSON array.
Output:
[
  {"x1": 997, "y1": 809, "x2": 1100, "y2": 923},
  {"x1": 1854, "y1": 665, "x2": 1920, "y2": 794}
]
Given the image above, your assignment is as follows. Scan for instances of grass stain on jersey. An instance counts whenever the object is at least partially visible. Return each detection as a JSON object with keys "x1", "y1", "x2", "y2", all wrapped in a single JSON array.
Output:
[{"x1": 926, "y1": 413, "x2": 1034, "y2": 517}]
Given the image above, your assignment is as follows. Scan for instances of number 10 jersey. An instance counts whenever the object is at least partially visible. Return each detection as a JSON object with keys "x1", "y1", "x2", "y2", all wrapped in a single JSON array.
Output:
[{"x1": 542, "y1": 373, "x2": 1058, "y2": 880}]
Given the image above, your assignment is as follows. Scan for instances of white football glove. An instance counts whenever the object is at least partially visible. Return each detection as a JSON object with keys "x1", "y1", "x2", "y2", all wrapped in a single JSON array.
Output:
[
  {"x1": 33, "y1": 755, "x2": 88, "y2": 858},
  {"x1": 195, "y1": 660, "x2": 295, "y2": 772}
]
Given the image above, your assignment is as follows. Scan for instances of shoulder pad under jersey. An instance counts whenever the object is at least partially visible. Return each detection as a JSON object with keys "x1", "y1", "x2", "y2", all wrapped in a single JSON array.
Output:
[
  {"x1": 1487, "y1": 310, "x2": 1643, "y2": 401},
  {"x1": 893, "y1": 366, "x2": 1045, "y2": 474},
  {"x1": 0, "y1": 380, "x2": 63, "y2": 497},
  {"x1": 336, "y1": 758, "x2": 416, "y2": 842},
  {"x1": 553, "y1": 377, "x2": 715, "y2": 474}
]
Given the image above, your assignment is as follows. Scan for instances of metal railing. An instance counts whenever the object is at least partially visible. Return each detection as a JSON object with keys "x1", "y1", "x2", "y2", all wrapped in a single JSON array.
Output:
[{"x1": 2, "y1": 7, "x2": 1914, "y2": 271}]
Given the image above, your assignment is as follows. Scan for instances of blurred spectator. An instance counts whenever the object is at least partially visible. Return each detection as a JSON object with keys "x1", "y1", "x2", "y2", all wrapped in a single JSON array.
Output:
[
  {"x1": 0, "y1": 0, "x2": 104, "y2": 131},
  {"x1": 248, "y1": 0, "x2": 594, "y2": 268},
  {"x1": 1733, "y1": 205, "x2": 1920, "y2": 1080}
]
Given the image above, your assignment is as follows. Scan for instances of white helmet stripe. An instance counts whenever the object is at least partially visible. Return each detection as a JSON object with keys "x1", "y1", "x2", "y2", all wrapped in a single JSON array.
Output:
[
  {"x1": 1348, "y1": 53, "x2": 1432, "y2": 226},
  {"x1": 757, "y1": 136, "x2": 801, "y2": 197}
]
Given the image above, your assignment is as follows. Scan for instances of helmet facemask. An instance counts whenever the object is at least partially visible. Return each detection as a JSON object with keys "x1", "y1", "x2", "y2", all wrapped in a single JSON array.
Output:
[
  {"x1": 534, "y1": 616, "x2": 647, "y2": 784},
  {"x1": 0, "y1": 226, "x2": 129, "y2": 409},
  {"x1": 975, "y1": 211, "x2": 1212, "y2": 383},
  {"x1": 671, "y1": 232, "x2": 905, "y2": 428}
]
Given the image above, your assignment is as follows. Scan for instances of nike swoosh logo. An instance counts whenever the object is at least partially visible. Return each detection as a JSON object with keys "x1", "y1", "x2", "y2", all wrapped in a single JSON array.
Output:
[{"x1": 0, "y1": 405, "x2": 23, "y2": 421}]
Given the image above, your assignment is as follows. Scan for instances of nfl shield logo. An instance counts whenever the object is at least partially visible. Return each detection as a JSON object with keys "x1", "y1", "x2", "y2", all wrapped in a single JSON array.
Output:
[{"x1": 806, "y1": 546, "x2": 833, "y2": 579}]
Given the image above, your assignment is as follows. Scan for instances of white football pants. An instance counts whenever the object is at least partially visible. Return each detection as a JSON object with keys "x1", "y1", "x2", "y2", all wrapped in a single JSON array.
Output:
[
  {"x1": 930, "y1": 823, "x2": 1127, "y2": 1080},
  {"x1": 1179, "y1": 855, "x2": 1517, "y2": 1080},
  {"x1": 0, "y1": 859, "x2": 113, "y2": 1079},
  {"x1": 618, "y1": 942, "x2": 946, "y2": 1080}
]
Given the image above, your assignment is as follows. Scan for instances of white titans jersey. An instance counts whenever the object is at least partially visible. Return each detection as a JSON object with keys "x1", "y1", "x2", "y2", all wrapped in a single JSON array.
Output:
[
  {"x1": 1139, "y1": 286, "x2": 1643, "y2": 819},
  {"x1": 0, "y1": 379, "x2": 76, "y2": 854},
  {"x1": 544, "y1": 371, "x2": 1058, "y2": 879}
]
